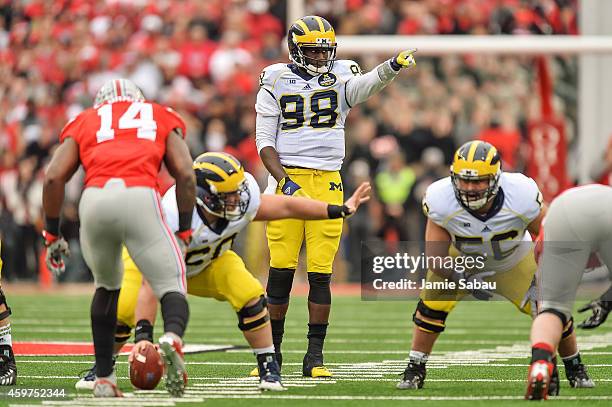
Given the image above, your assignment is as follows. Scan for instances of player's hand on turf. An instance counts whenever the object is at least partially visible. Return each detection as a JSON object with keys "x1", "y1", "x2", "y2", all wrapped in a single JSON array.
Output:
[
  {"x1": 391, "y1": 49, "x2": 417, "y2": 70},
  {"x1": 578, "y1": 298, "x2": 611, "y2": 329},
  {"x1": 129, "y1": 340, "x2": 156, "y2": 363},
  {"x1": 42, "y1": 230, "x2": 70, "y2": 276},
  {"x1": 279, "y1": 177, "x2": 310, "y2": 198},
  {"x1": 343, "y1": 182, "x2": 372, "y2": 217}
]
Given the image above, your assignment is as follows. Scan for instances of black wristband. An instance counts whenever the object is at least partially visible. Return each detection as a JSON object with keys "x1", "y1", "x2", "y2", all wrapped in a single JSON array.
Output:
[
  {"x1": 389, "y1": 58, "x2": 402, "y2": 72},
  {"x1": 327, "y1": 204, "x2": 350, "y2": 219},
  {"x1": 134, "y1": 319, "x2": 154, "y2": 343},
  {"x1": 45, "y1": 217, "x2": 60, "y2": 236},
  {"x1": 178, "y1": 211, "x2": 192, "y2": 232}
]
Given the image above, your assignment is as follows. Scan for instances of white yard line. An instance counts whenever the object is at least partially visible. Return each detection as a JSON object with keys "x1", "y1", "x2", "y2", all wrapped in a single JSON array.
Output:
[{"x1": 12, "y1": 331, "x2": 612, "y2": 406}]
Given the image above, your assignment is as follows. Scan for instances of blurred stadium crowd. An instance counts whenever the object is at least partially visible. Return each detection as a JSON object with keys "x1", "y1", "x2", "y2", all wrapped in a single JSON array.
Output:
[{"x1": 0, "y1": 0, "x2": 589, "y2": 282}]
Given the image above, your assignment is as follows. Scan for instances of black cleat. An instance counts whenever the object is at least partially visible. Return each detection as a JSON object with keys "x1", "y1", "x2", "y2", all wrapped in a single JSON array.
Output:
[
  {"x1": 257, "y1": 353, "x2": 285, "y2": 391},
  {"x1": 303, "y1": 353, "x2": 332, "y2": 377},
  {"x1": 397, "y1": 362, "x2": 426, "y2": 390},
  {"x1": 0, "y1": 346, "x2": 16, "y2": 386},
  {"x1": 566, "y1": 363, "x2": 595, "y2": 388}
]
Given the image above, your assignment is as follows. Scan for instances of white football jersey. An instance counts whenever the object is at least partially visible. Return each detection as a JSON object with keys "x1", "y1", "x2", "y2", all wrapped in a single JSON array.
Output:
[
  {"x1": 423, "y1": 172, "x2": 543, "y2": 272},
  {"x1": 255, "y1": 60, "x2": 362, "y2": 171},
  {"x1": 162, "y1": 172, "x2": 261, "y2": 278}
]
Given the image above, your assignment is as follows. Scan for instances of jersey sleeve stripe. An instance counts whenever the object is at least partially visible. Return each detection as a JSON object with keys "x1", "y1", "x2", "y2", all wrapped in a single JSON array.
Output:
[
  {"x1": 263, "y1": 88, "x2": 276, "y2": 101},
  {"x1": 344, "y1": 79, "x2": 353, "y2": 108}
]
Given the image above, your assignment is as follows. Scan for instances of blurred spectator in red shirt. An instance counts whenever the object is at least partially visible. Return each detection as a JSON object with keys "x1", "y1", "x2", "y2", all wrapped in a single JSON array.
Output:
[
  {"x1": 178, "y1": 20, "x2": 217, "y2": 80},
  {"x1": 477, "y1": 113, "x2": 522, "y2": 171}
]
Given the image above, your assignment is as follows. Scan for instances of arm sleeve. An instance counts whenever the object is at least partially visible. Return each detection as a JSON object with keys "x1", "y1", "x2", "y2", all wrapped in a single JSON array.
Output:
[
  {"x1": 255, "y1": 88, "x2": 280, "y2": 153},
  {"x1": 345, "y1": 59, "x2": 400, "y2": 107}
]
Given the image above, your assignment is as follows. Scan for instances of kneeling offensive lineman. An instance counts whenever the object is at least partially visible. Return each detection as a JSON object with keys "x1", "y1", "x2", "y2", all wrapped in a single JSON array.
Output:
[
  {"x1": 76, "y1": 152, "x2": 370, "y2": 391},
  {"x1": 398, "y1": 141, "x2": 593, "y2": 394},
  {"x1": 526, "y1": 184, "x2": 612, "y2": 400}
]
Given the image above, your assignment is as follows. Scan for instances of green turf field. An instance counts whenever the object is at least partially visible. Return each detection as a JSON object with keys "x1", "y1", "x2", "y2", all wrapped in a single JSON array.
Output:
[{"x1": 3, "y1": 293, "x2": 612, "y2": 406}]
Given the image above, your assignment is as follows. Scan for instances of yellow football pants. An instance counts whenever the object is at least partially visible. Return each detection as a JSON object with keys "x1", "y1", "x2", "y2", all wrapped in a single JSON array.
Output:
[
  {"x1": 267, "y1": 168, "x2": 344, "y2": 274},
  {"x1": 421, "y1": 247, "x2": 537, "y2": 316},
  {"x1": 117, "y1": 247, "x2": 264, "y2": 328}
]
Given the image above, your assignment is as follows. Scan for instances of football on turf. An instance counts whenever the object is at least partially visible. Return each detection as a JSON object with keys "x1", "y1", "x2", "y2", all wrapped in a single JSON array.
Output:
[{"x1": 129, "y1": 342, "x2": 164, "y2": 390}]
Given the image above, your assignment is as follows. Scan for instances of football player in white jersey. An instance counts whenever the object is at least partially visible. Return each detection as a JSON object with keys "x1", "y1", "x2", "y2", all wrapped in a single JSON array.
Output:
[
  {"x1": 526, "y1": 185, "x2": 612, "y2": 399},
  {"x1": 397, "y1": 141, "x2": 593, "y2": 393},
  {"x1": 75, "y1": 152, "x2": 370, "y2": 392},
  {"x1": 255, "y1": 15, "x2": 416, "y2": 377}
]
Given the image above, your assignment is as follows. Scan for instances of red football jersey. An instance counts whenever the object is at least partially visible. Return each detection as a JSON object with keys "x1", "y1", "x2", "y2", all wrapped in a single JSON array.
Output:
[{"x1": 60, "y1": 101, "x2": 186, "y2": 188}]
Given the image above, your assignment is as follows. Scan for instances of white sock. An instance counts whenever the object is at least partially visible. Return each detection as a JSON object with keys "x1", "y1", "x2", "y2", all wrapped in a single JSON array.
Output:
[
  {"x1": 409, "y1": 350, "x2": 429, "y2": 364},
  {"x1": 0, "y1": 324, "x2": 12, "y2": 347},
  {"x1": 253, "y1": 345, "x2": 275, "y2": 355}
]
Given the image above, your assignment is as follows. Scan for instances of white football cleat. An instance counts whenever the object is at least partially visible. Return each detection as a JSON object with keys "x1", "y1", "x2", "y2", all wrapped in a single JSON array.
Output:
[{"x1": 159, "y1": 334, "x2": 187, "y2": 397}]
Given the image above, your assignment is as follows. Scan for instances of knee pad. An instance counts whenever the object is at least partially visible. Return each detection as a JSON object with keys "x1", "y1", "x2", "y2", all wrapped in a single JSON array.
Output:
[
  {"x1": 562, "y1": 317, "x2": 574, "y2": 339},
  {"x1": 539, "y1": 308, "x2": 568, "y2": 328},
  {"x1": 0, "y1": 287, "x2": 11, "y2": 321},
  {"x1": 413, "y1": 299, "x2": 448, "y2": 333},
  {"x1": 266, "y1": 267, "x2": 295, "y2": 305},
  {"x1": 307, "y1": 272, "x2": 331, "y2": 305},
  {"x1": 134, "y1": 319, "x2": 154, "y2": 343},
  {"x1": 237, "y1": 295, "x2": 270, "y2": 332},
  {"x1": 115, "y1": 323, "x2": 132, "y2": 344}
]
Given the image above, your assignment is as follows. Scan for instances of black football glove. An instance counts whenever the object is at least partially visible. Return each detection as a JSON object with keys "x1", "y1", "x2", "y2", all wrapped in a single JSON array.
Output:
[{"x1": 578, "y1": 297, "x2": 611, "y2": 329}]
